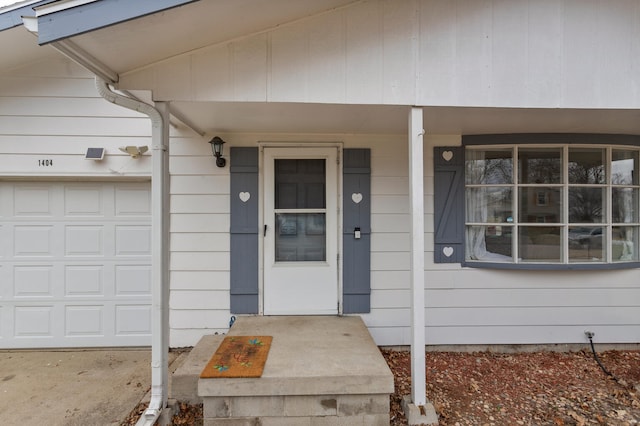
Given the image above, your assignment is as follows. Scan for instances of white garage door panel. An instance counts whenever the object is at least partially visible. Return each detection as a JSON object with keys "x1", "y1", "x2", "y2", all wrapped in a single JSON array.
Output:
[
  {"x1": 14, "y1": 226, "x2": 55, "y2": 256},
  {"x1": 66, "y1": 305, "x2": 103, "y2": 336},
  {"x1": 115, "y1": 265, "x2": 151, "y2": 295},
  {"x1": 66, "y1": 265, "x2": 104, "y2": 295},
  {"x1": 116, "y1": 226, "x2": 151, "y2": 255},
  {"x1": 14, "y1": 305, "x2": 53, "y2": 336},
  {"x1": 65, "y1": 225, "x2": 104, "y2": 256},
  {"x1": 116, "y1": 187, "x2": 151, "y2": 215},
  {"x1": 14, "y1": 186, "x2": 53, "y2": 216},
  {"x1": 0, "y1": 181, "x2": 152, "y2": 348}
]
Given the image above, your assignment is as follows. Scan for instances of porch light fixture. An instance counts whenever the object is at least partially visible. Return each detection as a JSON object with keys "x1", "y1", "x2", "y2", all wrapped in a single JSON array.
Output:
[
  {"x1": 118, "y1": 145, "x2": 148, "y2": 158},
  {"x1": 209, "y1": 136, "x2": 226, "y2": 167}
]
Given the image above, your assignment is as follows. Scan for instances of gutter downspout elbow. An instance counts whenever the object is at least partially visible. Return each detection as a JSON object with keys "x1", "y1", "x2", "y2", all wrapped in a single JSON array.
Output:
[
  {"x1": 95, "y1": 78, "x2": 170, "y2": 426},
  {"x1": 95, "y1": 78, "x2": 162, "y2": 126}
]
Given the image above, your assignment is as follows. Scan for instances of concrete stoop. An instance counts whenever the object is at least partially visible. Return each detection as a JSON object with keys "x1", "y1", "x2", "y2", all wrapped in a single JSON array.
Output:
[
  {"x1": 174, "y1": 316, "x2": 395, "y2": 425},
  {"x1": 171, "y1": 334, "x2": 225, "y2": 404},
  {"x1": 202, "y1": 394, "x2": 390, "y2": 425}
]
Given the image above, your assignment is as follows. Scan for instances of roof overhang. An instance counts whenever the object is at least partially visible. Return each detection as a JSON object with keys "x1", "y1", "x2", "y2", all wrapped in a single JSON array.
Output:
[
  {"x1": 0, "y1": 24, "x2": 56, "y2": 72},
  {"x1": 0, "y1": 1, "x2": 57, "y2": 71},
  {"x1": 0, "y1": 0, "x2": 49, "y2": 32},
  {"x1": 3, "y1": 0, "x2": 640, "y2": 136},
  {"x1": 32, "y1": 0, "x2": 361, "y2": 75},
  {"x1": 34, "y1": 0, "x2": 198, "y2": 45}
]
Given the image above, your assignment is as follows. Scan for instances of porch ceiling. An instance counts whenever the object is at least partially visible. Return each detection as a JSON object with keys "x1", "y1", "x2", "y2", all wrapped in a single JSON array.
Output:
[{"x1": 171, "y1": 101, "x2": 640, "y2": 136}]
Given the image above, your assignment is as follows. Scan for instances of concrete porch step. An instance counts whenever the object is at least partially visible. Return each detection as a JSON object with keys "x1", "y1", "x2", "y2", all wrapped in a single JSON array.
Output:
[
  {"x1": 172, "y1": 316, "x2": 395, "y2": 424},
  {"x1": 171, "y1": 334, "x2": 224, "y2": 404}
]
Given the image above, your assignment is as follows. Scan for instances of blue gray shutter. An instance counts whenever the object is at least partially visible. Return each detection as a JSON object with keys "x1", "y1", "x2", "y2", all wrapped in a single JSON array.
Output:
[
  {"x1": 230, "y1": 147, "x2": 259, "y2": 313},
  {"x1": 434, "y1": 147, "x2": 464, "y2": 263},
  {"x1": 342, "y1": 149, "x2": 371, "y2": 313}
]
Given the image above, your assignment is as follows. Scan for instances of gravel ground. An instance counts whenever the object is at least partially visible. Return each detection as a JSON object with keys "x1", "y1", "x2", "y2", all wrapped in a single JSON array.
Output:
[
  {"x1": 384, "y1": 348, "x2": 640, "y2": 426},
  {"x1": 123, "y1": 348, "x2": 639, "y2": 425}
]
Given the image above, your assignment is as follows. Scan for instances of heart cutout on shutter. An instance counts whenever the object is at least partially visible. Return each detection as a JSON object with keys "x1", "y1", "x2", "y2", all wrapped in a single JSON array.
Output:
[
  {"x1": 351, "y1": 193, "x2": 363, "y2": 204},
  {"x1": 442, "y1": 151, "x2": 454, "y2": 162},
  {"x1": 239, "y1": 192, "x2": 250, "y2": 203},
  {"x1": 443, "y1": 246, "x2": 454, "y2": 257}
]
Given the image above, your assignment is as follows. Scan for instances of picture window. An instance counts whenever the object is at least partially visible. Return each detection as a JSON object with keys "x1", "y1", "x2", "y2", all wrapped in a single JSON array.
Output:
[{"x1": 465, "y1": 144, "x2": 639, "y2": 264}]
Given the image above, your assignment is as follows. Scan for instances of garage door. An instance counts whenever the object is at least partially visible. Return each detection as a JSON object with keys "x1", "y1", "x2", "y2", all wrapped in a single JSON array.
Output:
[{"x1": 0, "y1": 181, "x2": 152, "y2": 348}]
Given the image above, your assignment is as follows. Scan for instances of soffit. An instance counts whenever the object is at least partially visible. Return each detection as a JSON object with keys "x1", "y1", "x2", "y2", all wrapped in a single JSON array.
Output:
[
  {"x1": 0, "y1": 26, "x2": 56, "y2": 72},
  {"x1": 51, "y1": 0, "x2": 361, "y2": 74}
]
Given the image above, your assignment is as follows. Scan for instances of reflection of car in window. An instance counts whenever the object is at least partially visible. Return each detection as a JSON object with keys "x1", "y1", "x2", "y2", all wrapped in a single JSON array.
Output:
[
  {"x1": 568, "y1": 227, "x2": 592, "y2": 247},
  {"x1": 578, "y1": 228, "x2": 603, "y2": 248},
  {"x1": 569, "y1": 227, "x2": 627, "y2": 259}
]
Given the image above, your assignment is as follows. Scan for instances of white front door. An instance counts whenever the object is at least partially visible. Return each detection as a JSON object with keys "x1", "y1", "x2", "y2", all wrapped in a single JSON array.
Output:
[{"x1": 263, "y1": 147, "x2": 339, "y2": 315}]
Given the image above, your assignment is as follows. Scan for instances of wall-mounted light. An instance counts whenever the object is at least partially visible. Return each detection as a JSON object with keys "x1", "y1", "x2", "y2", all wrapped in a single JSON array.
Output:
[
  {"x1": 119, "y1": 145, "x2": 148, "y2": 158},
  {"x1": 209, "y1": 136, "x2": 226, "y2": 167}
]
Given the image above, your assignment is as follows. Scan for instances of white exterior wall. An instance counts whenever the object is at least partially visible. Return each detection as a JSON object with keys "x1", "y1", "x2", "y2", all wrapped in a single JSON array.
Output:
[
  {"x1": 132, "y1": 0, "x2": 640, "y2": 348},
  {"x1": 4, "y1": 5, "x2": 638, "y2": 348},
  {"x1": 168, "y1": 134, "x2": 230, "y2": 346},
  {"x1": 421, "y1": 138, "x2": 640, "y2": 347},
  {"x1": 169, "y1": 133, "x2": 640, "y2": 348},
  {"x1": 121, "y1": 0, "x2": 640, "y2": 109},
  {"x1": 0, "y1": 57, "x2": 152, "y2": 177}
]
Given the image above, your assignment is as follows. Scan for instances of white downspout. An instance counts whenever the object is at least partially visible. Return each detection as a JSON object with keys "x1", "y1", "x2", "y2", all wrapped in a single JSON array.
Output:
[{"x1": 94, "y1": 78, "x2": 170, "y2": 426}]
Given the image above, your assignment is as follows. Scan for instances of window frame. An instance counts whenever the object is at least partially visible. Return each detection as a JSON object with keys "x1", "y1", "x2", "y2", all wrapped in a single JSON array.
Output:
[{"x1": 461, "y1": 134, "x2": 640, "y2": 270}]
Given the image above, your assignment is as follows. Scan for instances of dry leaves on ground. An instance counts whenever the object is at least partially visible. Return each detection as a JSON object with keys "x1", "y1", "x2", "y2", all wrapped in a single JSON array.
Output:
[
  {"x1": 383, "y1": 348, "x2": 640, "y2": 426},
  {"x1": 123, "y1": 348, "x2": 639, "y2": 425},
  {"x1": 121, "y1": 401, "x2": 203, "y2": 426}
]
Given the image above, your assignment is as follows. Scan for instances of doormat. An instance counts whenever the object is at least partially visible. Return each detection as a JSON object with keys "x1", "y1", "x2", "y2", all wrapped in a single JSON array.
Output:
[{"x1": 200, "y1": 335, "x2": 273, "y2": 379}]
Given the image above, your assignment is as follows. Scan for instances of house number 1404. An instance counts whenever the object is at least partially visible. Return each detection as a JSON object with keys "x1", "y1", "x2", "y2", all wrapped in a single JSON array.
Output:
[{"x1": 38, "y1": 159, "x2": 53, "y2": 166}]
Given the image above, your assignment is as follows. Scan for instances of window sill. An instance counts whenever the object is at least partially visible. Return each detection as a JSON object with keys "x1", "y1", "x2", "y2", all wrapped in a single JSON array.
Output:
[{"x1": 462, "y1": 261, "x2": 640, "y2": 270}]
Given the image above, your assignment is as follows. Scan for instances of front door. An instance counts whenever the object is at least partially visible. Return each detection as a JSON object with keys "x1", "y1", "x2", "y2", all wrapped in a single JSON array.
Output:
[{"x1": 263, "y1": 147, "x2": 338, "y2": 315}]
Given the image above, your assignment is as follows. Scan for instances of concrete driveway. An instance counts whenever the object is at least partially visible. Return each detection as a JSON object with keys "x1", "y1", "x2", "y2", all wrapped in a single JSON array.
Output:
[{"x1": 0, "y1": 349, "x2": 167, "y2": 426}]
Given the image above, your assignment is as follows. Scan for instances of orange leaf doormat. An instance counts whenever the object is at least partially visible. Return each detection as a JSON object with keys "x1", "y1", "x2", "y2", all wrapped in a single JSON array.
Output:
[{"x1": 200, "y1": 336, "x2": 273, "y2": 378}]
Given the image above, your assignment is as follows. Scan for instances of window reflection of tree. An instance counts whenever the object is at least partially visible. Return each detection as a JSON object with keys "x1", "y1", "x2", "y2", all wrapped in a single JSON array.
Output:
[
  {"x1": 519, "y1": 148, "x2": 561, "y2": 184},
  {"x1": 568, "y1": 158, "x2": 604, "y2": 223},
  {"x1": 522, "y1": 158, "x2": 561, "y2": 183},
  {"x1": 569, "y1": 188, "x2": 603, "y2": 223},
  {"x1": 466, "y1": 156, "x2": 512, "y2": 184},
  {"x1": 569, "y1": 161, "x2": 604, "y2": 184}
]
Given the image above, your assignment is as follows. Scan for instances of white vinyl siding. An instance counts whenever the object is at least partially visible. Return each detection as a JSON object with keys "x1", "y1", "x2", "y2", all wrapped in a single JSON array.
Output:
[
  {"x1": 0, "y1": 57, "x2": 151, "y2": 179},
  {"x1": 122, "y1": 0, "x2": 640, "y2": 110},
  {"x1": 168, "y1": 135, "x2": 230, "y2": 346},
  {"x1": 424, "y1": 268, "x2": 640, "y2": 345},
  {"x1": 167, "y1": 132, "x2": 640, "y2": 347}
]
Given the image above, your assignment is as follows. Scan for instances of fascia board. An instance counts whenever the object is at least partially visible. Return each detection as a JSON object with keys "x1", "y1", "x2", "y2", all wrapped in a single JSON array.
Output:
[
  {"x1": 35, "y1": 0, "x2": 199, "y2": 45},
  {"x1": 0, "y1": 1, "x2": 51, "y2": 32}
]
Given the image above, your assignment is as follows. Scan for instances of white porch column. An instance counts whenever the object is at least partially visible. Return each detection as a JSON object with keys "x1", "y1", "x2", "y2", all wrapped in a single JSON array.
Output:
[{"x1": 409, "y1": 107, "x2": 426, "y2": 406}]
